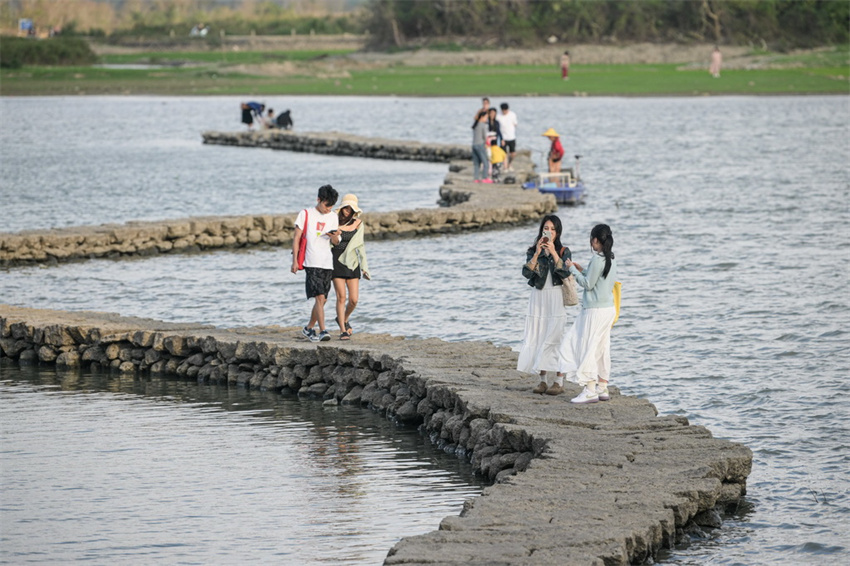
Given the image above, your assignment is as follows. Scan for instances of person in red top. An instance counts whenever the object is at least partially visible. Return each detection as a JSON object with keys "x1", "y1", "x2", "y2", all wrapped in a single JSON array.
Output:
[{"x1": 542, "y1": 128, "x2": 564, "y2": 173}]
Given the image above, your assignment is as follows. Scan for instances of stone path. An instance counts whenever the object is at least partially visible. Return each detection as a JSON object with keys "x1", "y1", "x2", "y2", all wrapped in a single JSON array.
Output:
[
  {"x1": 1, "y1": 305, "x2": 752, "y2": 566},
  {"x1": 0, "y1": 132, "x2": 554, "y2": 266}
]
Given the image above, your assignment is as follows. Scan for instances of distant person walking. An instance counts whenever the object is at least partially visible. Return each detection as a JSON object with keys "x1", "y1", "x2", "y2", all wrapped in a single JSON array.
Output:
[
  {"x1": 471, "y1": 110, "x2": 489, "y2": 182},
  {"x1": 542, "y1": 128, "x2": 564, "y2": 174},
  {"x1": 558, "y1": 224, "x2": 618, "y2": 404},
  {"x1": 332, "y1": 194, "x2": 371, "y2": 341},
  {"x1": 560, "y1": 51, "x2": 570, "y2": 80},
  {"x1": 496, "y1": 103, "x2": 518, "y2": 171},
  {"x1": 517, "y1": 215, "x2": 572, "y2": 395},
  {"x1": 241, "y1": 101, "x2": 265, "y2": 130},
  {"x1": 709, "y1": 46, "x2": 723, "y2": 78},
  {"x1": 292, "y1": 184, "x2": 340, "y2": 342}
]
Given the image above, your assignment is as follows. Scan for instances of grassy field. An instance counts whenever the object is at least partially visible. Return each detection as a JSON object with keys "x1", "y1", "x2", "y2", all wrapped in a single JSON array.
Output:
[{"x1": 2, "y1": 47, "x2": 847, "y2": 97}]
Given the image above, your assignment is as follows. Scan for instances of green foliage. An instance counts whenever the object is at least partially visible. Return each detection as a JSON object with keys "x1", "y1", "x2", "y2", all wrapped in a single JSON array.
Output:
[
  {"x1": 0, "y1": 37, "x2": 98, "y2": 69},
  {"x1": 363, "y1": 0, "x2": 849, "y2": 48},
  {"x1": 3, "y1": 56, "x2": 847, "y2": 97}
]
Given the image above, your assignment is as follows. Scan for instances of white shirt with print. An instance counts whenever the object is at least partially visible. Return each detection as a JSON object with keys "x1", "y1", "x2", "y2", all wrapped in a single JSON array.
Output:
[
  {"x1": 296, "y1": 207, "x2": 339, "y2": 269},
  {"x1": 496, "y1": 110, "x2": 518, "y2": 141}
]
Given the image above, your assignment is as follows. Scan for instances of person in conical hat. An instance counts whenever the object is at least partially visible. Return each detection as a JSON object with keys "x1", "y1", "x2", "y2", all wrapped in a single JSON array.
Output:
[{"x1": 543, "y1": 128, "x2": 564, "y2": 173}]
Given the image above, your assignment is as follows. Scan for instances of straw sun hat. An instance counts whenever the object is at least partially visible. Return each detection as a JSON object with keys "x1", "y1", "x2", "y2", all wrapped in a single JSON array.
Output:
[
  {"x1": 336, "y1": 194, "x2": 362, "y2": 216},
  {"x1": 541, "y1": 128, "x2": 560, "y2": 137}
]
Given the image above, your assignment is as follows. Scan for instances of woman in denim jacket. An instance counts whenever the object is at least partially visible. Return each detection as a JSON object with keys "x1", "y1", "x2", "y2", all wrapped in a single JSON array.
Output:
[{"x1": 517, "y1": 215, "x2": 572, "y2": 395}]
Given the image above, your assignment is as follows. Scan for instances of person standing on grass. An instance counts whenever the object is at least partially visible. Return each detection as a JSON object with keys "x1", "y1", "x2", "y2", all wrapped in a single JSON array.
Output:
[
  {"x1": 292, "y1": 184, "x2": 340, "y2": 342},
  {"x1": 496, "y1": 103, "x2": 518, "y2": 171},
  {"x1": 710, "y1": 46, "x2": 723, "y2": 78},
  {"x1": 558, "y1": 224, "x2": 618, "y2": 404},
  {"x1": 560, "y1": 51, "x2": 570, "y2": 80}
]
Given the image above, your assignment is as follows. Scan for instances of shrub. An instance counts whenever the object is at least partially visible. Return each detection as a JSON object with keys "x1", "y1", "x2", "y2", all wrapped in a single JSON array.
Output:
[{"x1": 0, "y1": 36, "x2": 99, "y2": 68}]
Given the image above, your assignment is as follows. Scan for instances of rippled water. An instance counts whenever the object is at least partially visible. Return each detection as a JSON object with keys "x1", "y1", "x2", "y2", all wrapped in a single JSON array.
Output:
[
  {"x1": 2, "y1": 95, "x2": 849, "y2": 564},
  {"x1": 0, "y1": 362, "x2": 484, "y2": 565}
]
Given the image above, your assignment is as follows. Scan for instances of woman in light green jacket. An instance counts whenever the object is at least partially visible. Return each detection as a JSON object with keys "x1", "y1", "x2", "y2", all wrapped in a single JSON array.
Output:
[{"x1": 331, "y1": 194, "x2": 371, "y2": 340}]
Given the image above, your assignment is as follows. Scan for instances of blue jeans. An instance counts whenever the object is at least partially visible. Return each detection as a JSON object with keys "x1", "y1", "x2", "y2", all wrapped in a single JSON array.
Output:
[{"x1": 472, "y1": 144, "x2": 488, "y2": 180}]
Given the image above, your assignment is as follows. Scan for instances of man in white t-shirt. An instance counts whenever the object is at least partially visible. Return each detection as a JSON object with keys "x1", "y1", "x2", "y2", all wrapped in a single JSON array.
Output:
[
  {"x1": 496, "y1": 102, "x2": 518, "y2": 171},
  {"x1": 291, "y1": 184, "x2": 340, "y2": 342}
]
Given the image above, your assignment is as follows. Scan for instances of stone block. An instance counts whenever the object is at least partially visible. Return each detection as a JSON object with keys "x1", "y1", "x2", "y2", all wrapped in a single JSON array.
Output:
[
  {"x1": 18, "y1": 349, "x2": 37, "y2": 364},
  {"x1": 234, "y1": 341, "x2": 259, "y2": 362},
  {"x1": 163, "y1": 335, "x2": 191, "y2": 356},
  {"x1": 56, "y1": 350, "x2": 80, "y2": 367},
  {"x1": 37, "y1": 345, "x2": 58, "y2": 362}
]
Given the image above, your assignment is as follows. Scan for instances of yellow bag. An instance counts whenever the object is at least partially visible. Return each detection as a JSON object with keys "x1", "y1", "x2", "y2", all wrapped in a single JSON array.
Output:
[{"x1": 611, "y1": 281, "x2": 621, "y2": 326}]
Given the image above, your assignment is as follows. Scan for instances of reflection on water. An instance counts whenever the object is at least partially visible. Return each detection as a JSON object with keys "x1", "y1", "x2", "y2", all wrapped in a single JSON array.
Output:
[
  {"x1": 0, "y1": 362, "x2": 485, "y2": 565},
  {"x1": 1, "y1": 95, "x2": 849, "y2": 564}
]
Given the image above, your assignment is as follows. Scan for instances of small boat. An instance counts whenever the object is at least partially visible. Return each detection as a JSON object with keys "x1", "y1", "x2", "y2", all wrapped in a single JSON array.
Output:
[{"x1": 522, "y1": 155, "x2": 586, "y2": 206}]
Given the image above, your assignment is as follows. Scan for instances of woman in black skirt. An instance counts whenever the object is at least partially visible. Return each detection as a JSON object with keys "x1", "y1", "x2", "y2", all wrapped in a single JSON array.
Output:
[{"x1": 332, "y1": 194, "x2": 370, "y2": 340}]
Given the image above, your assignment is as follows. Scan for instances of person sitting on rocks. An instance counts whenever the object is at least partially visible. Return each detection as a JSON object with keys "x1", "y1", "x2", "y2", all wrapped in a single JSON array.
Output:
[
  {"x1": 275, "y1": 109, "x2": 293, "y2": 130},
  {"x1": 263, "y1": 108, "x2": 276, "y2": 129}
]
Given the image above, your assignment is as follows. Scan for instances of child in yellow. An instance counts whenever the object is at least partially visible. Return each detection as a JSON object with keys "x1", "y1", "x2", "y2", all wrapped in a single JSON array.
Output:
[{"x1": 489, "y1": 139, "x2": 507, "y2": 182}]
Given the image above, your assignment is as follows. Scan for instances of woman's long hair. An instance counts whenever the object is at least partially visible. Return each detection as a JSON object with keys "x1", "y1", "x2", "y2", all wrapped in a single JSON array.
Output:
[
  {"x1": 338, "y1": 206, "x2": 357, "y2": 226},
  {"x1": 528, "y1": 215, "x2": 563, "y2": 255},
  {"x1": 590, "y1": 223, "x2": 614, "y2": 278}
]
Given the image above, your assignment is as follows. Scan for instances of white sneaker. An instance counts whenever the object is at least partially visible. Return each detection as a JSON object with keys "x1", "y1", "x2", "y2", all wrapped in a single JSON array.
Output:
[
  {"x1": 596, "y1": 383, "x2": 610, "y2": 401},
  {"x1": 571, "y1": 386, "x2": 599, "y2": 404}
]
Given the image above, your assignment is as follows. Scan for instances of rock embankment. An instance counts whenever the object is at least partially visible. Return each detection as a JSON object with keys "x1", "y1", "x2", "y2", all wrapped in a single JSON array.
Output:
[
  {"x1": 203, "y1": 130, "x2": 472, "y2": 162},
  {"x1": 1, "y1": 305, "x2": 752, "y2": 566},
  {"x1": 1, "y1": 134, "x2": 549, "y2": 266}
]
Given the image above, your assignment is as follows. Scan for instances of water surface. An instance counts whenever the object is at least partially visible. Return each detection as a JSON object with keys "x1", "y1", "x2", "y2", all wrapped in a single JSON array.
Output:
[{"x1": 1, "y1": 95, "x2": 849, "y2": 565}]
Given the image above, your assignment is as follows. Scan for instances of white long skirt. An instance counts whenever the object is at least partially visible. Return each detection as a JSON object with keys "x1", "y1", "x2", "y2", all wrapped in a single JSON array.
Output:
[
  {"x1": 516, "y1": 272, "x2": 567, "y2": 375},
  {"x1": 558, "y1": 306, "x2": 616, "y2": 386}
]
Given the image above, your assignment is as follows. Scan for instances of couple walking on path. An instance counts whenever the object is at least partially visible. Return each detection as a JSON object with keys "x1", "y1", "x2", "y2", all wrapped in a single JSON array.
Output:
[
  {"x1": 517, "y1": 216, "x2": 618, "y2": 404},
  {"x1": 291, "y1": 185, "x2": 370, "y2": 342}
]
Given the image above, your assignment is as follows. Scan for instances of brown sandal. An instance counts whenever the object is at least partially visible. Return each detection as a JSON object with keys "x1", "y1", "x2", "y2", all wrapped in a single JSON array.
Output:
[{"x1": 340, "y1": 331, "x2": 351, "y2": 341}]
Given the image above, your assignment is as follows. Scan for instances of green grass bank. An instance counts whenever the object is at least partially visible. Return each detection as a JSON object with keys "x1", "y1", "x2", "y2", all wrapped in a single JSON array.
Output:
[{"x1": 1, "y1": 44, "x2": 847, "y2": 97}]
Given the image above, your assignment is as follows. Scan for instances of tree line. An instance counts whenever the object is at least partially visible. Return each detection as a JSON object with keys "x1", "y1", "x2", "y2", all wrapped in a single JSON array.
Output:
[
  {"x1": 2, "y1": 0, "x2": 846, "y2": 48},
  {"x1": 363, "y1": 0, "x2": 849, "y2": 49}
]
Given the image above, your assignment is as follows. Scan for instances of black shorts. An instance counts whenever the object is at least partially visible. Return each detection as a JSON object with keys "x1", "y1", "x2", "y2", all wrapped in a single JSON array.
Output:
[
  {"x1": 504, "y1": 139, "x2": 516, "y2": 153},
  {"x1": 305, "y1": 267, "x2": 333, "y2": 299}
]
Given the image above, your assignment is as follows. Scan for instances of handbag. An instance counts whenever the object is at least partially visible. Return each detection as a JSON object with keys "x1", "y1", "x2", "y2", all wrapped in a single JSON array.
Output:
[
  {"x1": 561, "y1": 274, "x2": 579, "y2": 307},
  {"x1": 558, "y1": 247, "x2": 579, "y2": 307},
  {"x1": 611, "y1": 281, "x2": 622, "y2": 326},
  {"x1": 296, "y1": 209, "x2": 308, "y2": 271}
]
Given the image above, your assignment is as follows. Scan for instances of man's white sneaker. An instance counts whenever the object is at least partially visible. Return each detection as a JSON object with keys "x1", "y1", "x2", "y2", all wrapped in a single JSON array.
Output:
[
  {"x1": 571, "y1": 386, "x2": 599, "y2": 404},
  {"x1": 596, "y1": 383, "x2": 610, "y2": 401}
]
